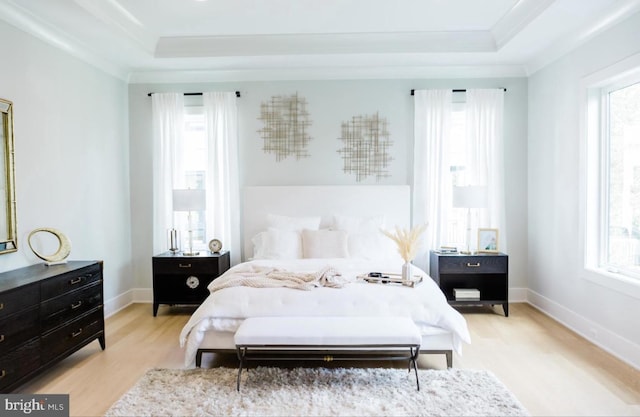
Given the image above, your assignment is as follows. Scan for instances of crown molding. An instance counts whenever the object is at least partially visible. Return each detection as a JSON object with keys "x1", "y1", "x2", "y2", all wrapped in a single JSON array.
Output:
[
  {"x1": 155, "y1": 31, "x2": 496, "y2": 58},
  {"x1": 524, "y1": 0, "x2": 640, "y2": 75},
  {"x1": 128, "y1": 64, "x2": 527, "y2": 84},
  {"x1": 0, "y1": 0, "x2": 129, "y2": 80},
  {"x1": 74, "y1": 0, "x2": 156, "y2": 54},
  {"x1": 491, "y1": 0, "x2": 555, "y2": 50}
]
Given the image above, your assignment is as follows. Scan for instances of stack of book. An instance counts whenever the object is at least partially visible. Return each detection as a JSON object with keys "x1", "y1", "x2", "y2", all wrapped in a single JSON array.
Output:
[
  {"x1": 454, "y1": 288, "x2": 480, "y2": 301},
  {"x1": 436, "y1": 246, "x2": 458, "y2": 254}
]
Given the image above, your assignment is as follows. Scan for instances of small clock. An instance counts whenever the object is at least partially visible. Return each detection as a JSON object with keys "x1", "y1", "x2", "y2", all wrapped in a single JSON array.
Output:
[
  {"x1": 208, "y1": 238, "x2": 223, "y2": 253},
  {"x1": 186, "y1": 276, "x2": 200, "y2": 289}
]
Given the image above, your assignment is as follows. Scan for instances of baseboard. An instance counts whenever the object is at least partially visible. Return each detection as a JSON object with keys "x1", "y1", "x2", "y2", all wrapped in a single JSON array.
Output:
[
  {"x1": 103, "y1": 290, "x2": 134, "y2": 318},
  {"x1": 133, "y1": 288, "x2": 153, "y2": 303},
  {"x1": 103, "y1": 288, "x2": 152, "y2": 318},
  {"x1": 509, "y1": 287, "x2": 527, "y2": 303},
  {"x1": 527, "y1": 289, "x2": 640, "y2": 371}
]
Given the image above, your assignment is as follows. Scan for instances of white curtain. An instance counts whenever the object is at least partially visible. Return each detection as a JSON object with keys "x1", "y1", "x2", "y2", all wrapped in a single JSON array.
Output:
[
  {"x1": 152, "y1": 93, "x2": 184, "y2": 254},
  {"x1": 413, "y1": 89, "x2": 452, "y2": 270},
  {"x1": 465, "y1": 89, "x2": 506, "y2": 251},
  {"x1": 203, "y1": 92, "x2": 241, "y2": 265}
]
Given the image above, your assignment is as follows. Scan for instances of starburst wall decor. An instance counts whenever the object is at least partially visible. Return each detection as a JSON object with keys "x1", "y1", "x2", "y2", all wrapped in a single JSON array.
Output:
[
  {"x1": 257, "y1": 92, "x2": 312, "y2": 161},
  {"x1": 337, "y1": 112, "x2": 393, "y2": 182}
]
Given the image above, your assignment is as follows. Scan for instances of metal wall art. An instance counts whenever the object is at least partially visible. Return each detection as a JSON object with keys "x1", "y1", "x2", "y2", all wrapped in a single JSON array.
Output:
[
  {"x1": 258, "y1": 92, "x2": 312, "y2": 161},
  {"x1": 337, "y1": 112, "x2": 393, "y2": 182}
]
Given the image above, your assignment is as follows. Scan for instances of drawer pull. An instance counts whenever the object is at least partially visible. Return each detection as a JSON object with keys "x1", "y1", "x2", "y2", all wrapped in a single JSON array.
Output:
[
  {"x1": 71, "y1": 329, "x2": 83, "y2": 338},
  {"x1": 0, "y1": 370, "x2": 5, "y2": 379},
  {"x1": 466, "y1": 262, "x2": 481, "y2": 267},
  {"x1": 71, "y1": 300, "x2": 83, "y2": 310},
  {"x1": 70, "y1": 277, "x2": 83, "y2": 285},
  {"x1": 0, "y1": 302, "x2": 3, "y2": 310},
  {"x1": 0, "y1": 334, "x2": 4, "y2": 343},
  {"x1": 179, "y1": 263, "x2": 192, "y2": 268}
]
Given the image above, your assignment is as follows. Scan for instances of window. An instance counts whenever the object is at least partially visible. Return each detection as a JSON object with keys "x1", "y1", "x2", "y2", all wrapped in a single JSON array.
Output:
[
  {"x1": 585, "y1": 58, "x2": 640, "y2": 288},
  {"x1": 446, "y1": 102, "x2": 469, "y2": 247},
  {"x1": 602, "y1": 82, "x2": 640, "y2": 276},
  {"x1": 444, "y1": 96, "x2": 489, "y2": 250},
  {"x1": 175, "y1": 105, "x2": 207, "y2": 251}
]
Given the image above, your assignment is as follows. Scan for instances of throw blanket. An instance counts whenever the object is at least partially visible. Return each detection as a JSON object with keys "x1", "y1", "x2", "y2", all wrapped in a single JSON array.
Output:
[{"x1": 207, "y1": 265, "x2": 349, "y2": 293}]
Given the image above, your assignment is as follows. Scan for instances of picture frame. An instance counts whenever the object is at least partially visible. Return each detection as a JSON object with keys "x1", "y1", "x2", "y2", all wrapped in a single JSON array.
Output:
[{"x1": 477, "y1": 228, "x2": 499, "y2": 253}]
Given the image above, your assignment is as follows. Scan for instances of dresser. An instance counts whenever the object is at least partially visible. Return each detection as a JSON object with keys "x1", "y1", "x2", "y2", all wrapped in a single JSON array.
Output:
[
  {"x1": 152, "y1": 251, "x2": 230, "y2": 316},
  {"x1": 429, "y1": 251, "x2": 509, "y2": 316},
  {"x1": 0, "y1": 261, "x2": 105, "y2": 392}
]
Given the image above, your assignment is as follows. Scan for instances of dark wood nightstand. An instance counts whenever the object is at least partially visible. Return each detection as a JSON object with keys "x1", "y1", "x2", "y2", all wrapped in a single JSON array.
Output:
[
  {"x1": 429, "y1": 251, "x2": 509, "y2": 316},
  {"x1": 152, "y1": 251, "x2": 230, "y2": 316}
]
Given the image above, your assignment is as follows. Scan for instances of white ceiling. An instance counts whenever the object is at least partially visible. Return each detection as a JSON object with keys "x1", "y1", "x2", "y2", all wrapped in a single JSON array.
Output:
[{"x1": 1, "y1": 0, "x2": 639, "y2": 83}]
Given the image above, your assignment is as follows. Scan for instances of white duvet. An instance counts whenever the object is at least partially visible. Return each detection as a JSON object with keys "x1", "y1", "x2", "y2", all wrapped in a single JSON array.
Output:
[{"x1": 179, "y1": 258, "x2": 471, "y2": 367}]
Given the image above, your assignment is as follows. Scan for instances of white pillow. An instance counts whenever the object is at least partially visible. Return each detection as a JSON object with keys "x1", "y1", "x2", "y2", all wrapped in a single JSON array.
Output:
[
  {"x1": 348, "y1": 230, "x2": 403, "y2": 262},
  {"x1": 332, "y1": 215, "x2": 385, "y2": 233},
  {"x1": 301, "y1": 229, "x2": 349, "y2": 259},
  {"x1": 251, "y1": 228, "x2": 302, "y2": 259},
  {"x1": 267, "y1": 214, "x2": 321, "y2": 231}
]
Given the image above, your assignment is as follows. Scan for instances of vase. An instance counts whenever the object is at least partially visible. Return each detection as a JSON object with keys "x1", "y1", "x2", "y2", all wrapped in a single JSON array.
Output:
[{"x1": 402, "y1": 261, "x2": 413, "y2": 280}]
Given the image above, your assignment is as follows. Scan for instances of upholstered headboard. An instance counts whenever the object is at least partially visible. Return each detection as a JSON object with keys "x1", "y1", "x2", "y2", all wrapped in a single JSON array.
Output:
[{"x1": 242, "y1": 185, "x2": 410, "y2": 260}]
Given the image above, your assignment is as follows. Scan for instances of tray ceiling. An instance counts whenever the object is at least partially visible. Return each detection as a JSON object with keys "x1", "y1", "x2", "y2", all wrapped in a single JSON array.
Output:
[{"x1": 0, "y1": 0, "x2": 638, "y2": 82}]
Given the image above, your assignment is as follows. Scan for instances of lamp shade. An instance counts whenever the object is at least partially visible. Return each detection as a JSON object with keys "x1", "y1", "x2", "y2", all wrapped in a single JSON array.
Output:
[
  {"x1": 452, "y1": 186, "x2": 487, "y2": 209},
  {"x1": 173, "y1": 189, "x2": 206, "y2": 211}
]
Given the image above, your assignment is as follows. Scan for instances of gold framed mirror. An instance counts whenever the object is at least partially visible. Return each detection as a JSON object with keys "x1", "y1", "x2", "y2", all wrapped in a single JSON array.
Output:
[{"x1": 0, "y1": 98, "x2": 17, "y2": 254}]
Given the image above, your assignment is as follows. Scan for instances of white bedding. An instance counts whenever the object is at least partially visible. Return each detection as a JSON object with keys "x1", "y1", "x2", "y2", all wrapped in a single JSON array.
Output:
[{"x1": 179, "y1": 258, "x2": 471, "y2": 367}]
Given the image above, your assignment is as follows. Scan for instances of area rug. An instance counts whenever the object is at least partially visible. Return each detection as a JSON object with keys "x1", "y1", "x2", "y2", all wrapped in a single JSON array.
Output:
[{"x1": 105, "y1": 367, "x2": 529, "y2": 417}]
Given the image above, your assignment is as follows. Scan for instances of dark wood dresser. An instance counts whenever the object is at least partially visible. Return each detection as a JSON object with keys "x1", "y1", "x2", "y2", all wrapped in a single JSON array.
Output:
[{"x1": 0, "y1": 261, "x2": 105, "y2": 392}]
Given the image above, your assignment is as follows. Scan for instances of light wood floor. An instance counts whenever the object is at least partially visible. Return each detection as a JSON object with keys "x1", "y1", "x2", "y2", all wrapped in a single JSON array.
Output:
[{"x1": 16, "y1": 303, "x2": 640, "y2": 416}]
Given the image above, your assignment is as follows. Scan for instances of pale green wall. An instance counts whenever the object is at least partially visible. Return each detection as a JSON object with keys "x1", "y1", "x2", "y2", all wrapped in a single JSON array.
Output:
[
  {"x1": 0, "y1": 20, "x2": 132, "y2": 312},
  {"x1": 128, "y1": 78, "x2": 528, "y2": 293}
]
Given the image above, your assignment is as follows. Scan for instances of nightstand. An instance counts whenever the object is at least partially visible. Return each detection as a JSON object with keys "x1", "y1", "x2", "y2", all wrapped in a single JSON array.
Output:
[
  {"x1": 152, "y1": 251, "x2": 230, "y2": 316},
  {"x1": 429, "y1": 251, "x2": 509, "y2": 316}
]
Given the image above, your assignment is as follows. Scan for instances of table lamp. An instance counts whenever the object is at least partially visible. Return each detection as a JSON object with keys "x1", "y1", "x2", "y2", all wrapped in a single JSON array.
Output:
[
  {"x1": 173, "y1": 188, "x2": 206, "y2": 256},
  {"x1": 452, "y1": 185, "x2": 487, "y2": 254}
]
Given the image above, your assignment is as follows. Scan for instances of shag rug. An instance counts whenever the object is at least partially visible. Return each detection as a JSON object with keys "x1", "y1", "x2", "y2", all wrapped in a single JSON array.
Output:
[{"x1": 105, "y1": 367, "x2": 529, "y2": 417}]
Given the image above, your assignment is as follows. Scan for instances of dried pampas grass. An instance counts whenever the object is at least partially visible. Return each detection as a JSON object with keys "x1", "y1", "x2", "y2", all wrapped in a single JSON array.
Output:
[{"x1": 381, "y1": 224, "x2": 428, "y2": 263}]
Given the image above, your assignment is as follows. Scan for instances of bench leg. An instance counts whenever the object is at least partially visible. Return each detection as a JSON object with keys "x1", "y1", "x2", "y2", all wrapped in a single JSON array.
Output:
[
  {"x1": 410, "y1": 347, "x2": 420, "y2": 391},
  {"x1": 445, "y1": 351, "x2": 453, "y2": 368},
  {"x1": 236, "y1": 346, "x2": 247, "y2": 391}
]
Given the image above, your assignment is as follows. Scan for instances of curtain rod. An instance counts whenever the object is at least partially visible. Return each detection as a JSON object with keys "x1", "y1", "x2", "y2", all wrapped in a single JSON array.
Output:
[
  {"x1": 410, "y1": 88, "x2": 506, "y2": 96},
  {"x1": 147, "y1": 91, "x2": 241, "y2": 97}
]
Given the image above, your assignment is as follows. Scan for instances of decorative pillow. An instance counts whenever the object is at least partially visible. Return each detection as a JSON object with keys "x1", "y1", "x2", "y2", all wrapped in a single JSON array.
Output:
[
  {"x1": 301, "y1": 229, "x2": 349, "y2": 259},
  {"x1": 267, "y1": 214, "x2": 322, "y2": 231},
  {"x1": 251, "y1": 228, "x2": 302, "y2": 259},
  {"x1": 348, "y1": 231, "x2": 403, "y2": 262},
  {"x1": 331, "y1": 215, "x2": 400, "y2": 260},
  {"x1": 332, "y1": 214, "x2": 385, "y2": 233}
]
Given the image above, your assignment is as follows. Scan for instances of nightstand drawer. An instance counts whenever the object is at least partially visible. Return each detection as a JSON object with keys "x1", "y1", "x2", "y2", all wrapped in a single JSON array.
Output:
[
  {"x1": 438, "y1": 255, "x2": 507, "y2": 274},
  {"x1": 153, "y1": 258, "x2": 221, "y2": 275}
]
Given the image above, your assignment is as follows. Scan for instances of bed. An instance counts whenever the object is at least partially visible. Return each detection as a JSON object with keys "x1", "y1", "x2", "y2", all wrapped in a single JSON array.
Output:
[{"x1": 179, "y1": 185, "x2": 471, "y2": 368}]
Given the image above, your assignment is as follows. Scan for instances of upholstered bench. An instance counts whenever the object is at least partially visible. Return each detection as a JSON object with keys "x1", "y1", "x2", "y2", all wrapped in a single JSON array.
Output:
[{"x1": 234, "y1": 316, "x2": 421, "y2": 391}]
